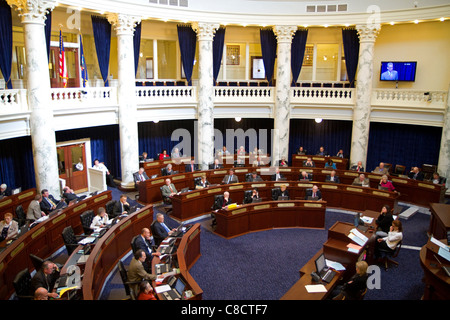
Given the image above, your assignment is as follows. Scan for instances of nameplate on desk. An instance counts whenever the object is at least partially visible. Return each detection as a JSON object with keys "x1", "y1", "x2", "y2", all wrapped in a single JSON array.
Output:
[
  {"x1": 278, "y1": 203, "x2": 295, "y2": 207},
  {"x1": 295, "y1": 155, "x2": 308, "y2": 159},
  {"x1": 151, "y1": 179, "x2": 165, "y2": 185},
  {"x1": 17, "y1": 191, "x2": 34, "y2": 200},
  {"x1": 10, "y1": 242, "x2": 25, "y2": 258},
  {"x1": 0, "y1": 198, "x2": 12, "y2": 207},
  {"x1": 172, "y1": 175, "x2": 185, "y2": 181},
  {"x1": 120, "y1": 220, "x2": 131, "y2": 231},
  {"x1": 279, "y1": 168, "x2": 291, "y2": 172},
  {"x1": 163, "y1": 160, "x2": 173, "y2": 164},
  {"x1": 229, "y1": 185, "x2": 244, "y2": 190},
  {"x1": 312, "y1": 157, "x2": 325, "y2": 161},
  {"x1": 94, "y1": 194, "x2": 108, "y2": 202},
  {"x1": 391, "y1": 178, "x2": 408, "y2": 184},
  {"x1": 372, "y1": 191, "x2": 390, "y2": 197},
  {"x1": 73, "y1": 203, "x2": 87, "y2": 213},
  {"x1": 31, "y1": 226, "x2": 46, "y2": 239},
  {"x1": 193, "y1": 172, "x2": 204, "y2": 177},
  {"x1": 344, "y1": 172, "x2": 358, "y2": 176},
  {"x1": 213, "y1": 170, "x2": 227, "y2": 175},
  {"x1": 186, "y1": 192, "x2": 200, "y2": 199},
  {"x1": 138, "y1": 209, "x2": 151, "y2": 219},
  {"x1": 258, "y1": 168, "x2": 271, "y2": 173},
  {"x1": 254, "y1": 204, "x2": 270, "y2": 210},
  {"x1": 251, "y1": 183, "x2": 266, "y2": 188},
  {"x1": 321, "y1": 170, "x2": 332, "y2": 174},
  {"x1": 274, "y1": 183, "x2": 289, "y2": 187},
  {"x1": 298, "y1": 183, "x2": 313, "y2": 188},
  {"x1": 207, "y1": 188, "x2": 222, "y2": 194},
  {"x1": 333, "y1": 159, "x2": 343, "y2": 163},
  {"x1": 52, "y1": 213, "x2": 66, "y2": 224},
  {"x1": 346, "y1": 187, "x2": 363, "y2": 192},
  {"x1": 189, "y1": 228, "x2": 200, "y2": 241},
  {"x1": 235, "y1": 169, "x2": 248, "y2": 173},
  {"x1": 368, "y1": 175, "x2": 381, "y2": 180},
  {"x1": 322, "y1": 184, "x2": 338, "y2": 189},
  {"x1": 418, "y1": 183, "x2": 436, "y2": 190},
  {"x1": 145, "y1": 162, "x2": 159, "y2": 167},
  {"x1": 301, "y1": 169, "x2": 313, "y2": 173},
  {"x1": 304, "y1": 203, "x2": 323, "y2": 208},
  {"x1": 231, "y1": 208, "x2": 247, "y2": 215},
  {"x1": 105, "y1": 232, "x2": 116, "y2": 246}
]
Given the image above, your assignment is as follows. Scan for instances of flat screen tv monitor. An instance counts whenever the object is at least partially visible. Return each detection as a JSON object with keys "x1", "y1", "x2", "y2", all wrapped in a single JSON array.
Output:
[{"x1": 380, "y1": 61, "x2": 417, "y2": 81}]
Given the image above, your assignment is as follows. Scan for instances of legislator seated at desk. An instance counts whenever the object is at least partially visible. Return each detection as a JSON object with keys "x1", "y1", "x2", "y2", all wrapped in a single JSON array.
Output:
[
  {"x1": 244, "y1": 188, "x2": 261, "y2": 204},
  {"x1": 0, "y1": 213, "x2": 19, "y2": 242},
  {"x1": 303, "y1": 157, "x2": 315, "y2": 167},
  {"x1": 133, "y1": 167, "x2": 150, "y2": 188},
  {"x1": 112, "y1": 194, "x2": 130, "y2": 218},
  {"x1": 31, "y1": 260, "x2": 61, "y2": 299},
  {"x1": 0, "y1": 184, "x2": 12, "y2": 198},
  {"x1": 27, "y1": 194, "x2": 46, "y2": 222},
  {"x1": 408, "y1": 167, "x2": 425, "y2": 181},
  {"x1": 331, "y1": 260, "x2": 369, "y2": 300},
  {"x1": 325, "y1": 170, "x2": 341, "y2": 184},
  {"x1": 185, "y1": 159, "x2": 198, "y2": 173},
  {"x1": 316, "y1": 146, "x2": 328, "y2": 156},
  {"x1": 163, "y1": 164, "x2": 177, "y2": 176},
  {"x1": 272, "y1": 167, "x2": 286, "y2": 181},
  {"x1": 297, "y1": 146, "x2": 307, "y2": 155},
  {"x1": 211, "y1": 192, "x2": 233, "y2": 226},
  {"x1": 151, "y1": 213, "x2": 178, "y2": 246},
  {"x1": 279, "y1": 157, "x2": 289, "y2": 167},
  {"x1": 378, "y1": 175, "x2": 397, "y2": 193},
  {"x1": 209, "y1": 159, "x2": 224, "y2": 170},
  {"x1": 305, "y1": 185, "x2": 322, "y2": 201},
  {"x1": 352, "y1": 174, "x2": 370, "y2": 187},
  {"x1": 272, "y1": 185, "x2": 290, "y2": 200},
  {"x1": 247, "y1": 171, "x2": 263, "y2": 182},
  {"x1": 40, "y1": 189, "x2": 65, "y2": 215},
  {"x1": 299, "y1": 171, "x2": 312, "y2": 181},
  {"x1": 350, "y1": 161, "x2": 365, "y2": 173},
  {"x1": 432, "y1": 172, "x2": 446, "y2": 185},
  {"x1": 372, "y1": 162, "x2": 389, "y2": 175},
  {"x1": 62, "y1": 186, "x2": 86, "y2": 205},
  {"x1": 221, "y1": 169, "x2": 239, "y2": 184},
  {"x1": 127, "y1": 249, "x2": 159, "y2": 296},
  {"x1": 375, "y1": 205, "x2": 394, "y2": 237},
  {"x1": 195, "y1": 176, "x2": 210, "y2": 189},
  {"x1": 133, "y1": 228, "x2": 160, "y2": 272},
  {"x1": 161, "y1": 178, "x2": 177, "y2": 204}
]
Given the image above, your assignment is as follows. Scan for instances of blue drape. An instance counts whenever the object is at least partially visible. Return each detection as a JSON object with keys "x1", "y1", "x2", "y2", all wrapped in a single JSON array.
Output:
[
  {"x1": 177, "y1": 25, "x2": 197, "y2": 86},
  {"x1": 133, "y1": 22, "x2": 141, "y2": 77},
  {"x1": 0, "y1": 0, "x2": 13, "y2": 89},
  {"x1": 91, "y1": 15, "x2": 111, "y2": 87},
  {"x1": 44, "y1": 11, "x2": 52, "y2": 62},
  {"x1": 260, "y1": 29, "x2": 277, "y2": 86},
  {"x1": 342, "y1": 28, "x2": 359, "y2": 87},
  {"x1": 291, "y1": 28, "x2": 308, "y2": 86},
  {"x1": 213, "y1": 27, "x2": 226, "y2": 84}
]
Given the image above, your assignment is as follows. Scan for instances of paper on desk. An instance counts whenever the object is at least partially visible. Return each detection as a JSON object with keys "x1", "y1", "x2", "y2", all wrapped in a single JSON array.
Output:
[
  {"x1": 305, "y1": 284, "x2": 327, "y2": 293},
  {"x1": 78, "y1": 236, "x2": 96, "y2": 245},
  {"x1": 326, "y1": 259, "x2": 346, "y2": 271},
  {"x1": 162, "y1": 237, "x2": 175, "y2": 244},
  {"x1": 438, "y1": 247, "x2": 450, "y2": 262},
  {"x1": 350, "y1": 228, "x2": 368, "y2": 242},
  {"x1": 348, "y1": 233, "x2": 366, "y2": 247},
  {"x1": 155, "y1": 284, "x2": 172, "y2": 293},
  {"x1": 430, "y1": 236, "x2": 449, "y2": 251},
  {"x1": 360, "y1": 216, "x2": 373, "y2": 224},
  {"x1": 347, "y1": 243, "x2": 362, "y2": 254}
]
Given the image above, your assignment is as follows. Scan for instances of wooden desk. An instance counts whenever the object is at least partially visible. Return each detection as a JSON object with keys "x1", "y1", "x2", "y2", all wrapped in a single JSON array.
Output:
[
  {"x1": 428, "y1": 203, "x2": 450, "y2": 239},
  {"x1": 82, "y1": 205, "x2": 154, "y2": 300},
  {"x1": 0, "y1": 191, "x2": 112, "y2": 300},
  {"x1": 419, "y1": 238, "x2": 450, "y2": 300},
  {"x1": 215, "y1": 200, "x2": 326, "y2": 239},
  {"x1": 291, "y1": 154, "x2": 349, "y2": 170},
  {"x1": 0, "y1": 188, "x2": 36, "y2": 220}
]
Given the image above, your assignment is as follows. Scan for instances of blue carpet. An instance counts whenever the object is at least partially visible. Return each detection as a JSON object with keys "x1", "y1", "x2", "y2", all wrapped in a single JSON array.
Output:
[{"x1": 100, "y1": 202, "x2": 431, "y2": 300}]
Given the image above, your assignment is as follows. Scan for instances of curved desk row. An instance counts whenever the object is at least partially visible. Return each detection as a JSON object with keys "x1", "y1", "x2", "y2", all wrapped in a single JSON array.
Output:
[
  {"x1": 0, "y1": 190, "x2": 112, "y2": 300},
  {"x1": 291, "y1": 154, "x2": 348, "y2": 170},
  {"x1": 215, "y1": 200, "x2": 326, "y2": 239},
  {"x1": 0, "y1": 188, "x2": 37, "y2": 220},
  {"x1": 138, "y1": 166, "x2": 442, "y2": 208},
  {"x1": 170, "y1": 181, "x2": 398, "y2": 221}
]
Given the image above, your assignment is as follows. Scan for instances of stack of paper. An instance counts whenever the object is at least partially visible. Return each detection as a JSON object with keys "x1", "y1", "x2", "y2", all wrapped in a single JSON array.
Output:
[
  {"x1": 78, "y1": 236, "x2": 96, "y2": 245},
  {"x1": 347, "y1": 243, "x2": 362, "y2": 254},
  {"x1": 155, "y1": 284, "x2": 172, "y2": 294},
  {"x1": 325, "y1": 259, "x2": 346, "y2": 271},
  {"x1": 360, "y1": 216, "x2": 373, "y2": 224},
  {"x1": 305, "y1": 284, "x2": 327, "y2": 293},
  {"x1": 348, "y1": 228, "x2": 369, "y2": 246}
]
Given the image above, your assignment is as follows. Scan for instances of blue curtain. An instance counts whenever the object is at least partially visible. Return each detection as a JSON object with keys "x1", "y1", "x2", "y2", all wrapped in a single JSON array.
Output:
[
  {"x1": 288, "y1": 119, "x2": 353, "y2": 163},
  {"x1": 133, "y1": 22, "x2": 141, "y2": 77},
  {"x1": 56, "y1": 125, "x2": 122, "y2": 179},
  {"x1": 44, "y1": 11, "x2": 52, "y2": 62},
  {"x1": 367, "y1": 122, "x2": 442, "y2": 173},
  {"x1": 342, "y1": 28, "x2": 359, "y2": 87},
  {"x1": 260, "y1": 29, "x2": 277, "y2": 86},
  {"x1": 177, "y1": 25, "x2": 197, "y2": 86},
  {"x1": 291, "y1": 28, "x2": 308, "y2": 86},
  {"x1": 213, "y1": 27, "x2": 226, "y2": 84},
  {"x1": 91, "y1": 16, "x2": 111, "y2": 87},
  {"x1": 0, "y1": 0, "x2": 13, "y2": 89}
]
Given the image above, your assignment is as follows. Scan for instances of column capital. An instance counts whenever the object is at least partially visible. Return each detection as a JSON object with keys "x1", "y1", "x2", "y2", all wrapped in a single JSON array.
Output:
[
  {"x1": 192, "y1": 22, "x2": 220, "y2": 41},
  {"x1": 273, "y1": 25, "x2": 297, "y2": 43},
  {"x1": 356, "y1": 24, "x2": 380, "y2": 43},
  {"x1": 107, "y1": 13, "x2": 141, "y2": 36},
  {"x1": 7, "y1": 0, "x2": 55, "y2": 25}
]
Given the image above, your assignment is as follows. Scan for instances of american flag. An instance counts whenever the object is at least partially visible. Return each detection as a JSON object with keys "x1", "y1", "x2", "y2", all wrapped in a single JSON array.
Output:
[{"x1": 59, "y1": 30, "x2": 68, "y2": 88}]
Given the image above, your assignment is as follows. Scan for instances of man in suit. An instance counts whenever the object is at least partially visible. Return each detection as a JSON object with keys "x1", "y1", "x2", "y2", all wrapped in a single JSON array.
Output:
[
  {"x1": 133, "y1": 228, "x2": 160, "y2": 272},
  {"x1": 380, "y1": 62, "x2": 398, "y2": 81},
  {"x1": 151, "y1": 213, "x2": 177, "y2": 246},
  {"x1": 326, "y1": 170, "x2": 341, "y2": 183},
  {"x1": 0, "y1": 184, "x2": 12, "y2": 198},
  {"x1": 185, "y1": 159, "x2": 198, "y2": 173},
  {"x1": 273, "y1": 185, "x2": 289, "y2": 200},
  {"x1": 352, "y1": 174, "x2": 370, "y2": 187},
  {"x1": 299, "y1": 171, "x2": 312, "y2": 181},
  {"x1": 27, "y1": 194, "x2": 46, "y2": 222},
  {"x1": 127, "y1": 249, "x2": 160, "y2": 295},
  {"x1": 316, "y1": 146, "x2": 328, "y2": 156},
  {"x1": 336, "y1": 149, "x2": 345, "y2": 158},
  {"x1": 62, "y1": 186, "x2": 86, "y2": 204},
  {"x1": 248, "y1": 172, "x2": 263, "y2": 182},
  {"x1": 271, "y1": 167, "x2": 285, "y2": 181},
  {"x1": 161, "y1": 178, "x2": 177, "y2": 203},
  {"x1": 222, "y1": 169, "x2": 239, "y2": 184},
  {"x1": 39, "y1": 189, "x2": 60, "y2": 215},
  {"x1": 31, "y1": 260, "x2": 60, "y2": 299},
  {"x1": 305, "y1": 185, "x2": 322, "y2": 200},
  {"x1": 351, "y1": 161, "x2": 365, "y2": 173},
  {"x1": 195, "y1": 175, "x2": 210, "y2": 189},
  {"x1": 408, "y1": 167, "x2": 424, "y2": 181},
  {"x1": 133, "y1": 167, "x2": 150, "y2": 188},
  {"x1": 112, "y1": 194, "x2": 130, "y2": 218},
  {"x1": 372, "y1": 162, "x2": 389, "y2": 175},
  {"x1": 303, "y1": 157, "x2": 316, "y2": 167},
  {"x1": 209, "y1": 158, "x2": 223, "y2": 170},
  {"x1": 432, "y1": 172, "x2": 446, "y2": 185}
]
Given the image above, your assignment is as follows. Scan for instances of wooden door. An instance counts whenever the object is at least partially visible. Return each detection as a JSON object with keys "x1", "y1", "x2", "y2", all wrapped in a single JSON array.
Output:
[
  {"x1": 49, "y1": 47, "x2": 80, "y2": 88},
  {"x1": 57, "y1": 143, "x2": 88, "y2": 193}
]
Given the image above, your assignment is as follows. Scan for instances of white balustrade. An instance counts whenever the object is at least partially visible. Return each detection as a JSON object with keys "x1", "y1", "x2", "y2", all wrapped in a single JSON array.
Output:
[
  {"x1": 290, "y1": 87, "x2": 355, "y2": 105},
  {"x1": 214, "y1": 86, "x2": 275, "y2": 104},
  {"x1": 136, "y1": 86, "x2": 197, "y2": 104},
  {"x1": 372, "y1": 89, "x2": 447, "y2": 108},
  {"x1": 0, "y1": 89, "x2": 28, "y2": 113},
  {"x1": 49, "y1": 87, "x2": 118, "y2": 109}
]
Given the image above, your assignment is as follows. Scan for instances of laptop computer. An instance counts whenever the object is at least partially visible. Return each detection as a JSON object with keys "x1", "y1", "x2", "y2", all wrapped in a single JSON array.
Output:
[
  {"x1": 278, "y1": 196, "x2": 289, "y2": 201},
  {"x1": 180, "y1": 187, "x2": 189, "y2": 193},
  {"x1": 314, "y1": 253, "x2": 336, "y2": 283},
  {"x1": 252, "y1": 198, "x2": 262, "y2": 203},
  {"x1": 307, "y1": 196, "x2": 319, "y2": 201},
  {"x1": 161, "y1": 277, "x2": 186, "y2": 300},
  {"x1": 354, "y1": 212, "x2": 368, "y2": 232},
  {"x1": 171, "y1": 223, "x2": 186, "y2": 238}
]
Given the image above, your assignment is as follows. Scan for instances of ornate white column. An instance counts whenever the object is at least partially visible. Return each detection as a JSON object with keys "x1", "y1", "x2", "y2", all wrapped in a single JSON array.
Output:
[
  {"x1": 349, "y1": 24, "x2": 380, "y2": 169},
  {"x1": 107, "y1": 13, "x2": 141, "y2": 189},
  {"x1": 437, "y1": 86, "x2": 450, "y2": 188},
  {"x1": 192, "y1": 22, "x2": 219, "y2": 170},
  {"x1": 272, "y1": 25, "x2": 296, "y2": 164},
  {"x1": 8, "y1": 0, "x2": 60, "y2": 196}
]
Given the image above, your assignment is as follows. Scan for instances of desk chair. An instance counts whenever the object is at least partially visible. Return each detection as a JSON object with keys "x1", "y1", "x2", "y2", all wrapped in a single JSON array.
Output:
[
  {"x1": 379, "y1": 240, "x2": 402, "y2": 271},
  {"x1": 117, "y1": 260, "x2": 141, "y2": 299},
  {"x1": 210, "y1": 195, "x2": 224, "y2": 227},
  {"x1": 105, "y1": 200, "x2": 116, "y2": 217},
  {"x1": 159, "y1": 186, "x2": 173, "y2": 215},
  {"x1": 80, "y1": 210, "x2": 95, "y2": 235},
  {"x1": 243, "y1": 190, "x2": 253, "y2": 204},
  {"x1": 61, "y1": 226, "x2": 85, "y2": 256},
  {"x1": 394, "y1": 165, "x2": 406, "y2": 175},
  {"x1": 15, "y1": 204, "x2": 30, "y2": 228},
  {"x1": 29, "y1": 253, "x2": 63, "y2": 272},
  {"x1": 13, "y1": 268, "x2": 33, "y2": 300},
  {"x1": 271, "y1": 188, "x2": 280, "y2": 201}
]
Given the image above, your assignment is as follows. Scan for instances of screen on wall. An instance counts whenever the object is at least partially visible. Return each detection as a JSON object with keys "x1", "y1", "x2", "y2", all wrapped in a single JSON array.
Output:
[{"x1": 380, "y1": 61, "x2": 417, "y2": 81}]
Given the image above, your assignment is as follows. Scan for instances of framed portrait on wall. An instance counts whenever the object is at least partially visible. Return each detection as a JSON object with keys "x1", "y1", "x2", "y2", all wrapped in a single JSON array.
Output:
[
  {"x1": 226, "y1": 45, "x2": 240, "y2": 65},
  {"x1": 251, "y1": 56, "x2": 265, "y2": 80}
]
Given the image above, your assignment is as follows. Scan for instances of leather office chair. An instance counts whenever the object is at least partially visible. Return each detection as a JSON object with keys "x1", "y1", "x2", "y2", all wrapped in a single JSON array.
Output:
[
  {"x1": 15, "y1": 204, "x2": 29, "y2": 228},
  {"x1": 29, "y1": 253, "x2": 63, "y2": 272},
  {"x1": 13, "y1": 268, "x2": 33, "y2": 300},
  {"x1": 105, "y1": 200, "x2": 116, "y2": 217},
  {"x1": 394, "y1": 165, "x2": 406, "y2": 175},
  {"x1": 117, "y1": 260, "x2": 141, "y2": 299},
  {"x1": 384, "y1": 163, "x2": 393, "y2": 174},
  {"x1": 61, "y1": 226, "x2": 84, "y2": 256},
  {"x1": 271, "y1": 188, "x2": 280, "y2": 201},
  {"x1": 130, "y1": 235, "x2": 139, "y2": 254},
  {"x1": 379, "y1": 240, "x2": 402, "y2": 271},
  {"x1": 243, "y1": 190, "x2": 253, "y2": 204},
  {"x1": 80, "y1": 210, "x2": 95, "y2": 235}
]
